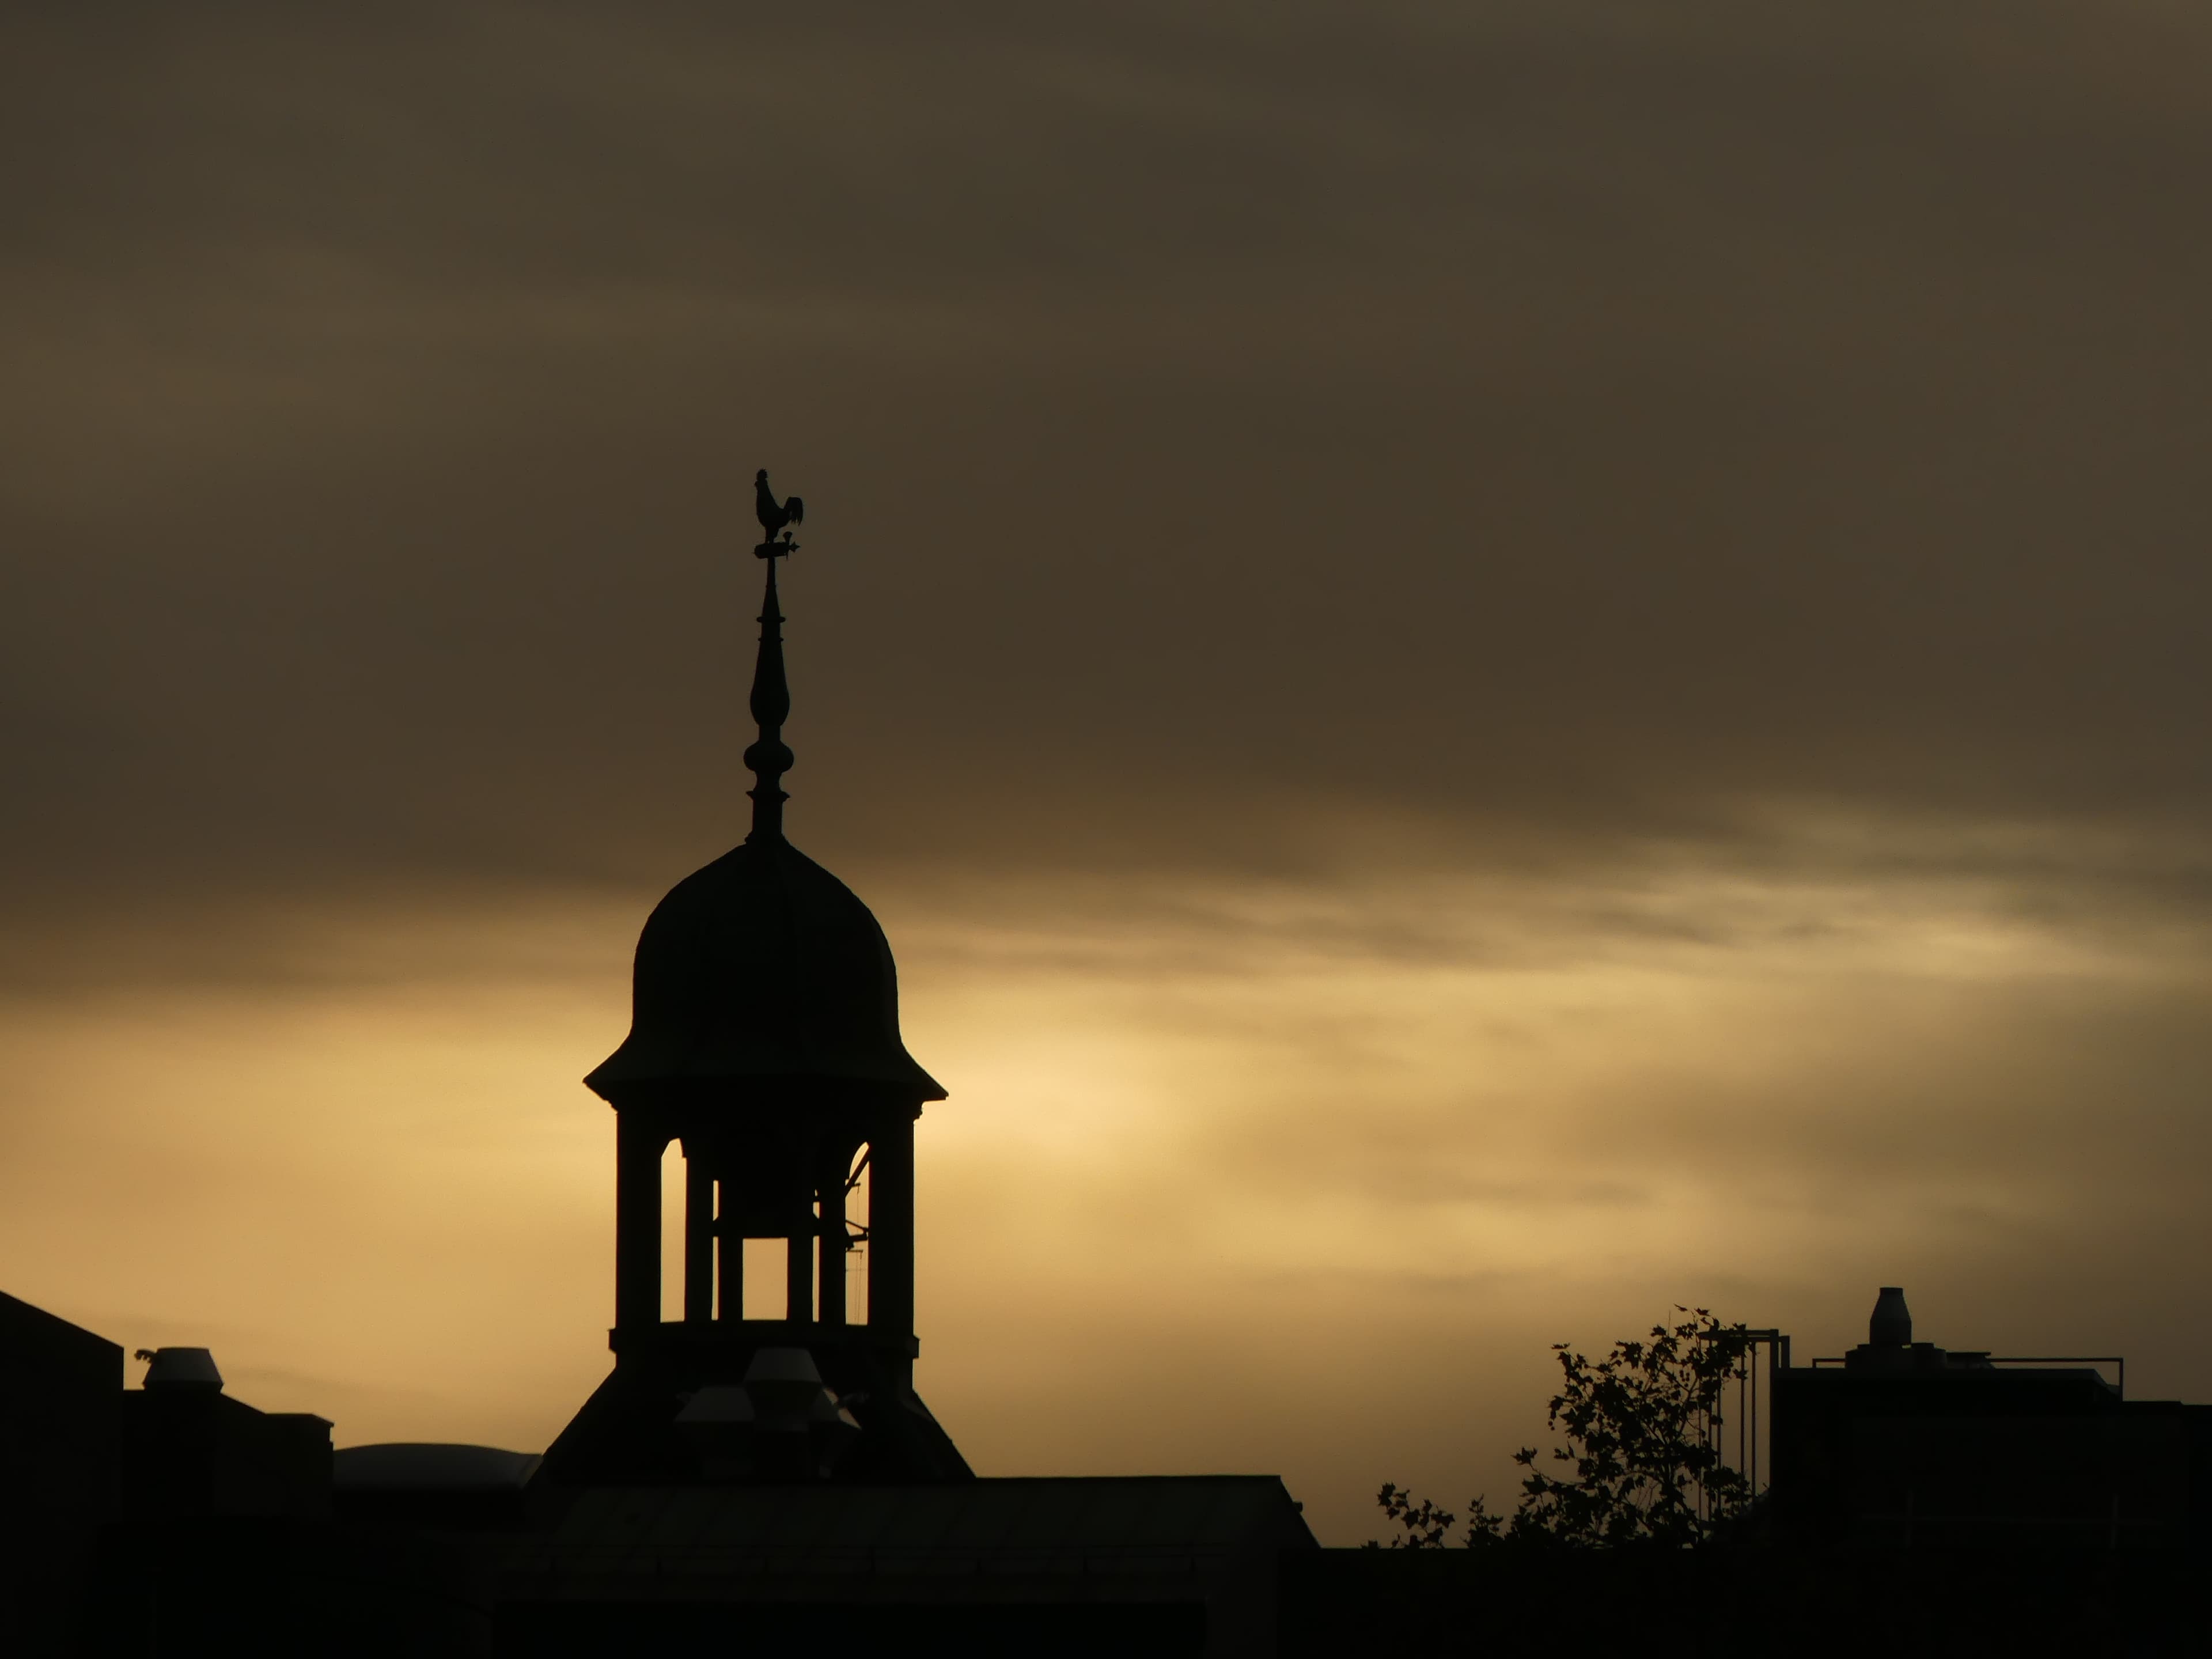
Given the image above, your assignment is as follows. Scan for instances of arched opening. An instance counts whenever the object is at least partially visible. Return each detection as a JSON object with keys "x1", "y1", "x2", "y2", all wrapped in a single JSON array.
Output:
[
  {"x1": 658, "y1": 1139, "x2": 685, "y2": 1323},
  {"x1": 844, "y1": 1143, "x2": 872, "y2": 1326}
]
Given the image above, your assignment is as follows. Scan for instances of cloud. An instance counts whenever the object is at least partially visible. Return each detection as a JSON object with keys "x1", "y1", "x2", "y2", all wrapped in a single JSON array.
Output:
[{"x1": 4, "y1": 0, "x2": 2211, "y2": 916}]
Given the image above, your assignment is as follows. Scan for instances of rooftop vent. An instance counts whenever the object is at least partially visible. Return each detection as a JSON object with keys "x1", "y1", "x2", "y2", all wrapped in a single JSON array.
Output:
[
  {"x1": 1869, "y1": 1287, "x2": 1912, "y2": 1349},
  {"x1": 135, "y1": 1346, "x2": 223, "y2": 1391}
]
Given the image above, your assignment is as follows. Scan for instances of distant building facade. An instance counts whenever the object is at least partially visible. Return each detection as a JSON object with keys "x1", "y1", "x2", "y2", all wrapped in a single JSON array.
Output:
[{"x1": 1769, "y1": 1286, "x2": 2212, "y2": 1550}]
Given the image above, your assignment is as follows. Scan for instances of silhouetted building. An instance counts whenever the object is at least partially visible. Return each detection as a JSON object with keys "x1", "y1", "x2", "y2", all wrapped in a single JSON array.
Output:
[
  {"x1": 535, "y1": 543, "x2": 964, "y2": 1491},
  {"x1": 334, "y1": 1441, "x2": 540, "y2": 1532},
  {"x1": 0, "y1": 512, "x2": 1317, "y2": 1656},
  {"x1": 0, "y1": 1292, "x2": 119, "y2": 1653},
  {"x1": 0, "y1": 1316, "x2": 352, "y2": 1654},
  {"x1": 122, "y1": 1346, "x2": 332, "y2": 1520},
  {"x1": 487, "y1": 532, "x2": 1312, "y2": 1652},
  {"x1": 491, "y1": 1476, "x2": 1310, "y2": 1656},
  {"x1": 1770, "y1": 1286, "x2": 2212, "y2": 1550}
]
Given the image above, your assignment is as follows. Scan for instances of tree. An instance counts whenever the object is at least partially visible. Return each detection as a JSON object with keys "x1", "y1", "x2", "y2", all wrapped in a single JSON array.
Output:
[
  {"x1": 1370, "y1": 1483, "x2": 1457, "y2": 1549},
  {"x1": 1372, "y1": 1308, "x2": 1756, "y2": 1549}
]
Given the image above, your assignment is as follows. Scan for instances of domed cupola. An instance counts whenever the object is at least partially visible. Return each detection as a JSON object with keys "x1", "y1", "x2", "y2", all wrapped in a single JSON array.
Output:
[
  {"x1": 585, "y1": 531, "x2": 942, "y2": 1107},
  {"x1": 548, "y1": 478, "x2": 969, "y2": 1491},
  {"x1": 588, "y1": 839, "x2": 942, "y2": 1100}
]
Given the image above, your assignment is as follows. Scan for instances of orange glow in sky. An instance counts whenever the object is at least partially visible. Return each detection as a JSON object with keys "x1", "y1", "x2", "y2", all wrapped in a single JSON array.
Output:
[{"x1": 6, "y1": 820, "x2": 2205, "y2": 1542}]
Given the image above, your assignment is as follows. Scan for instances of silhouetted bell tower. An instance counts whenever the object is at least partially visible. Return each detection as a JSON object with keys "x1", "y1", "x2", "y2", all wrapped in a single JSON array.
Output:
[{"x1": 539, "y1": 481, "x2": 969, "y2": 1487}]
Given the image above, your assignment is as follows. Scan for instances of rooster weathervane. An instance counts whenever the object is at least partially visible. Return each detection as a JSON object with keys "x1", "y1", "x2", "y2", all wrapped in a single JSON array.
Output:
[{"x1": 754, "y1": 468, "x2": 803, "y2": 559}]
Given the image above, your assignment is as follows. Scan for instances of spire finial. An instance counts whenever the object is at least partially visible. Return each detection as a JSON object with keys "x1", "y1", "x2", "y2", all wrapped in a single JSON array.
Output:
[{"x1": 744, "y1": 470, "x2": 805, "y2": 842}]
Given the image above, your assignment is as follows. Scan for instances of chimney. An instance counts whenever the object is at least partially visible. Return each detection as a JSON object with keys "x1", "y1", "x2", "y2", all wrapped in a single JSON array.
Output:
[
  {"x1": 1869, "y1": 1287, "x2": 1912, "y2": 1349},
  {"x1": 138, "y1": 1346, "x2": 223, "y2": 1391}
]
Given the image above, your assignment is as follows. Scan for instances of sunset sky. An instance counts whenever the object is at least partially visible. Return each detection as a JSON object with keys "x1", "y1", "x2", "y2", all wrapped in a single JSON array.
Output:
[{"x1": 3, "y1": 1, "x2": 2210, "y2": 1544}]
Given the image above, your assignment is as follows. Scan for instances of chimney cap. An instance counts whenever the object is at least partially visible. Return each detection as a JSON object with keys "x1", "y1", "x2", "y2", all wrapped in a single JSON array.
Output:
[{"x1": 138, "y1": 1347, "x2": 223, "y2": 1391}]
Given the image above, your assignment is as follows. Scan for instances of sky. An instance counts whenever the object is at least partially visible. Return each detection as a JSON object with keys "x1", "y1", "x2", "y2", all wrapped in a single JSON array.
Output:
[{"x1": 3, "y1": 1, "x2": 2210, "y2": 1544}]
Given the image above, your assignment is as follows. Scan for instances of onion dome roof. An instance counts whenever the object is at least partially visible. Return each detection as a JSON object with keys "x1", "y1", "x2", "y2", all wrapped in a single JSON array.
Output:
[
  {"x1": 586, "y1": 834, "x2": 942, "y2": 1100},
  {"x1": 585, "y1": 524, "x2": 942, "y2": 1105}
]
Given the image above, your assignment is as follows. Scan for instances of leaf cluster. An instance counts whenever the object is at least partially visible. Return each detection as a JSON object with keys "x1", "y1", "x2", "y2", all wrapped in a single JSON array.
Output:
[
  {"x1": 1372, "y1": 1308, "x2": 1756, "y2": 1550},
  {"x1": 1367, "y1": 1482, "x2": 1457, "y2": 1549}
]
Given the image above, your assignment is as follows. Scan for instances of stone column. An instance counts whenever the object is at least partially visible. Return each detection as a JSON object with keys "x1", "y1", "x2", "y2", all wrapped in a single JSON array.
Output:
[
  {"x1": 817, "y1": 1143, "x2": 849, "y2": 1328},
  {"x1": 613, "y1": 1108, "x2": 664, "y2": 1346},
  {"x1": 717, "y1": 1180, "x2": 740, "y2": 1320},
  {"x1": 684, "y1": 1147, "x2": 715, "y2": 1324},
  {"x1": 872, "y1": 1104, "x2": 917, "y2": 1394},
  {"x1": 786, "y1": 1202, "x2": 814, "y2": 1325}
]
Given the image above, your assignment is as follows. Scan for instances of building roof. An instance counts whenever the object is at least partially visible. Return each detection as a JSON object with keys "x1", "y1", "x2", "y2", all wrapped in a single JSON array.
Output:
[
  {"x1": 586, "y1": 836, "x2": 942, "y2": 1103},
  {"x1": 336, "y1": 1443, "x2": 543, "y2": 1492},
  {"x1": 513, "y1": 1476, "x2": 1317, "y2": 1573}
]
